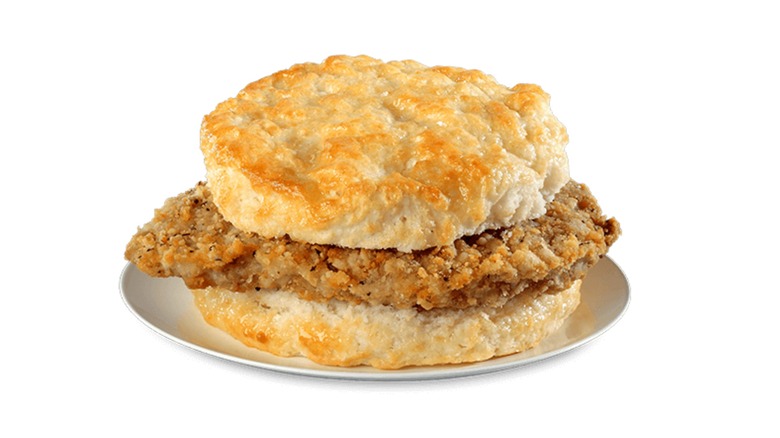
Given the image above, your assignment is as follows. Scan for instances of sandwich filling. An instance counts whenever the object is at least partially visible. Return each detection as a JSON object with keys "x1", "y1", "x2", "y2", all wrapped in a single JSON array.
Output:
[{"x1": 126, "y1": 180, "x2": 618, "y2": 310}]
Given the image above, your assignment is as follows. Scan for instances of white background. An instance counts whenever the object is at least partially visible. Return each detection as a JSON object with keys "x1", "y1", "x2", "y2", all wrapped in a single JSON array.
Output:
[{"x1": 2, "y1": 1, "x2": 778, "y2": 435}]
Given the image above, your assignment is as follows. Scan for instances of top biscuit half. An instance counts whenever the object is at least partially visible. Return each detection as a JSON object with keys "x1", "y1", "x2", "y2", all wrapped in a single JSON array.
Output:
[{"x1": 200, "y1": 55, "x2": 570, "y2": 252}]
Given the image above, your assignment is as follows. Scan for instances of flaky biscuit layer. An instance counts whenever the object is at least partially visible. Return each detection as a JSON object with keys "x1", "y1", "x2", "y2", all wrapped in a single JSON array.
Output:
[
  {"x1": 201, "y1": 55, "x2": 569, "y2": 251},
  {"x1": 192, "y1": 280, "x2": 581, "y2": 369}
]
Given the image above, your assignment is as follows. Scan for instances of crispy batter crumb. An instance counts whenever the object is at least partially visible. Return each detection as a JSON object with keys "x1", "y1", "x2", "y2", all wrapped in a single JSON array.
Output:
[{"x1": 125, "y1": 181, "x2": 619, "y2": 310}]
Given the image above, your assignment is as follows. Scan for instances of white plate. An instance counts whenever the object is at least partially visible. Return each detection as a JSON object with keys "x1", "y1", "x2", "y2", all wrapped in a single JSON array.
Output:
[{"x1": 120, "y1": 257, "x2": 629, "y2": 380}]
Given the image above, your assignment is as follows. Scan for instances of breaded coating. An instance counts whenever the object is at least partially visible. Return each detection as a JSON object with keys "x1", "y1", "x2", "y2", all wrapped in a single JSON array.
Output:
[{"x1": 125, "y1": 181, "x2": 619, "y2": 310}]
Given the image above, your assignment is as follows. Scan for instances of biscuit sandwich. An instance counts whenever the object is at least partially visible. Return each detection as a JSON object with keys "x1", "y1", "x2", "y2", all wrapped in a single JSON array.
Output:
[{"x1": 125, "y1": 55, "x2": 620, "y2": 369}]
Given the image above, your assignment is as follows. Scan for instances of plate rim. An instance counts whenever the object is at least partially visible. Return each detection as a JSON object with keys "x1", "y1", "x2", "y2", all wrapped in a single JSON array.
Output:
[{"x1": 119, "y1": 256, "x2": 630, "y2": 381}]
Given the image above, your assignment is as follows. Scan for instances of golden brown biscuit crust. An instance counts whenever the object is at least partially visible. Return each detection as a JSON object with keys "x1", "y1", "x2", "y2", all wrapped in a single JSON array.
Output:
[
  {"x1": 201, "y1": 55, "x2": 570, "y2": 251},
  {"x1": 125, "y1": 180, "x2": 619, "y2": 310},
  {"x1": 192, "y1": 280, "x2": 581, "y2": 369}
]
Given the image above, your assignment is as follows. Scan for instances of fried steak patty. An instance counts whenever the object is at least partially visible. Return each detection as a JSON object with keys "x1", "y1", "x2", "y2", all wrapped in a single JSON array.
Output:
[{"x1": 125, "y1": 180, "x2": 619, "y2": 310}]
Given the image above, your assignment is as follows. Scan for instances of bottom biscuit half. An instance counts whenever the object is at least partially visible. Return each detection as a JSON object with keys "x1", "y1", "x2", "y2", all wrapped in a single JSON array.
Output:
[{"x1": 191, "y1": 280, "x2": 581, "y2": 370}]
